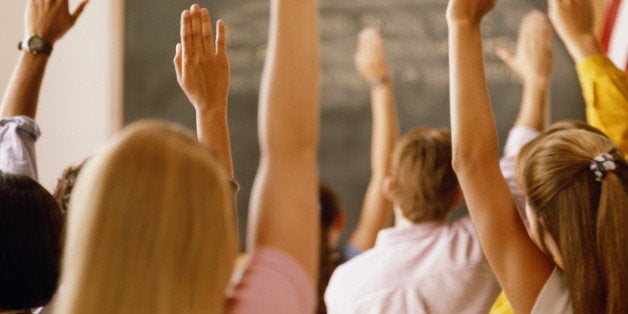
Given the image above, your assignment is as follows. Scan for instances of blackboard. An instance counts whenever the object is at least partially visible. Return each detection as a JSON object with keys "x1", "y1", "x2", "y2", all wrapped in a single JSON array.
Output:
[{"x1": 125, "y1": 0, "x2": 585, "y2": 247}]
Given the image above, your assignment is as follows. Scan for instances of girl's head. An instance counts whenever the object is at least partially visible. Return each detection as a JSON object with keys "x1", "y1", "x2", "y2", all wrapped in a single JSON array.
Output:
[
  {"x1": 517, "y1": 128, "x2": 627, "y2": 314},
  {"x1": 57, "y1": 121, "x2": 237, "y2": 314}
]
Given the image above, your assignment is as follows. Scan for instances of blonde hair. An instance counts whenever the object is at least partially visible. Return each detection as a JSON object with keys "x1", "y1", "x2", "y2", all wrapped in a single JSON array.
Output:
[
  {"x1": 391, "y1": 127, "x2": 458, "y2": 223},
  {"x1": 517, "y1": 129, "x2": 627, "y2": 314},
  {"x1": 55, "y1": 121, "x2": 237, "y2": 314}
]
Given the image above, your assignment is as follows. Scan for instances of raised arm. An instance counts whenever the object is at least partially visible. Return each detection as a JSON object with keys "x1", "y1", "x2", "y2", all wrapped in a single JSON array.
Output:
[
  {"x1": 446, "y1": 1, "x2": 553, "y2": 313},
  {"x1": 348, "y1": 28, "x2": 398, "y2": 252},
  {"x1": 497, "y1": 10, "x2": 553, "y2": 222},
  {"x1": 247, "y1": 0, "x2": 320, "y2": 281},
  {"x1": 549, "y1": 0, "x2": 628, "y2": 156},
  {"x1": 0, "y1": 0, "x2": 88, "y2": 119},
  {"x1": 174, "y1": 5, "x2": 234, "y2": 178}
]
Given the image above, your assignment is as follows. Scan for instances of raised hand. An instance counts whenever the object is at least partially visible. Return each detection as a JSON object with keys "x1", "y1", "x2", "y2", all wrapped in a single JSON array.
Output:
[
  {"x1": 355, "y1": 28, "x2": 391, "y2": 85},
  {"x1": 25, "y1": 0, "x2": 89, "y2": 44},
  {"x1": 446, "y1": 0, "x2": 498, "y2": 25},
  {"x1": 174, "y1": 4, "x2": 229, "y2": 112},
  {"x1": 496, "y1": 11, "x2": 553, "y2": 84},
  {"x1": 548, "y1": 0, "x2": 600, "y2": 62}
]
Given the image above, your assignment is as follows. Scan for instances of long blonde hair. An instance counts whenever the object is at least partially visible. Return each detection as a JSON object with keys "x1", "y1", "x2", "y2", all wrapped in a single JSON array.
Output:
[
  {"x1": 517, "y1": 128, "x2": 627, "y2": 314},
  {"x1": 55, "y1": 121, "x2": 237, "y2": 314}
]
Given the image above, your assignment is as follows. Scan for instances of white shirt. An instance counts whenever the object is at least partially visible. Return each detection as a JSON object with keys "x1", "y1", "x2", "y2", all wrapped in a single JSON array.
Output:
[
  {"x1": 532, "y1": 268, "x2": 573, "y2": 314},
  {"x1": 325, "y1": 217, "x2": 500, "y2": 314}
]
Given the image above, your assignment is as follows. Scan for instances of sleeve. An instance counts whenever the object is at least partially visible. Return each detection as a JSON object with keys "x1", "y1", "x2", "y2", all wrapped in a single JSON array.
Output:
[
  {"x1": 0, "y1": 116, "x2": 41, "y2": 180},
  {"x1": 227, "y1": 247, "x2": 316, "y2": 314},
  {"x1": 341, "y1": 243, "x2": 363, "y2": 263},
  {"x1": 499, "y1": 126, "x2": 540, "y2": 216},
  {"x1": 576, "y1": 55, "x2": 628, "y2": 157}
]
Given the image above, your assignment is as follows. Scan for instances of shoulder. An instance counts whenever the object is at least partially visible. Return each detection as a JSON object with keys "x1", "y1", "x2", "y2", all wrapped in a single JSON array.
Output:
[{"x1": 227, "y1": 247, "x2": 316, "y2": 314}]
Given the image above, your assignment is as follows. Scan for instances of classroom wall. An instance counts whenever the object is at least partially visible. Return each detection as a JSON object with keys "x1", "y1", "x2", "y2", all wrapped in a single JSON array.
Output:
[{"x1": 0, "y1": 0, "x2": 123, "y2": 190}]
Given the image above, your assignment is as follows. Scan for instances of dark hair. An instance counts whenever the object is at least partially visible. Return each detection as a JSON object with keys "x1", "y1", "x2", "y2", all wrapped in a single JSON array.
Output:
[
  {"x1": 0, "y1": 171, "x2": 63, "y2": 310},
  {"x1": 317, "y1": 183, "x2": 343, "y2": 314},
  {"x1": 53, "y1": 159, "x2": 87, "y2": 217}
]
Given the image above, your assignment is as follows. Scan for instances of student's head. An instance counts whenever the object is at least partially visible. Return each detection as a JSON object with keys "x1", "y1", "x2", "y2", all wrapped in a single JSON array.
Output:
[
  {"x1": 0, "y1": 172, "x2": 62, "y2": 311},
  {"x1": 385, "y1": 127, "x2": 460, "y2": 223},
  {"x1": 517, "y1": 128, "x2": 627, "y2": 314},
  {"x1": 56, "y1": 121, "x2": 237, "y2": 314},
  {"x1": 53, "y1": 159, "x2": 87, "y2": 217}
]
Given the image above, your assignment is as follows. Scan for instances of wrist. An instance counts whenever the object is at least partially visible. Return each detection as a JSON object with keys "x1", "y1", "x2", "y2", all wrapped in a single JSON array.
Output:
[
  {"x1": 523, "y1": 76, "x2": 550, "y2": 89},
  {"x1": 195, "y1": 100, "x2": 228, "y2": 116},
  {"x1": 564, "y1": 33, "x2": 602, "y2": 63}
]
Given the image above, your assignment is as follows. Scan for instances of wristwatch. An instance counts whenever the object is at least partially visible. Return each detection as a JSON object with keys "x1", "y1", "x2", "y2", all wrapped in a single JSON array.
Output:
[{"x1": 18, "y1": 35, "x2": 53, "y2": 55}]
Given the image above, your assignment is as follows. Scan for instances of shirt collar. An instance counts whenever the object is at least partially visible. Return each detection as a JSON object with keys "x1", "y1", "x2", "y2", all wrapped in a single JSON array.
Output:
[{"x1": 375, "y1": 222, "x2": 445, "y2": 247}]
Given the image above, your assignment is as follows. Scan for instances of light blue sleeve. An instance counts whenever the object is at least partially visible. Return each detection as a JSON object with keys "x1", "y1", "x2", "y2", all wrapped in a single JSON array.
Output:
[{"x1": 0, "y1": 116, "x2": 41, "y2": 180}]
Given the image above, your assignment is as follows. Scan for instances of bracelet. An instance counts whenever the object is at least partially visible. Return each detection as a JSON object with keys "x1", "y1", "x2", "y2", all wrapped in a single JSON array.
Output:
[{"x1": 369, "y1": 77, "x2": 391, "y2": 88}]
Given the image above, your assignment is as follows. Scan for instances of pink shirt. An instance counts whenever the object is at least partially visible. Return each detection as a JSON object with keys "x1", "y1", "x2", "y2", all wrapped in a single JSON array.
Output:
[
  {"x1": 325, "y1": 218, "x2": 500, "y2": 313},
  {"x1": 227, "y1": 247, "x2": 316, "y2": 314}
]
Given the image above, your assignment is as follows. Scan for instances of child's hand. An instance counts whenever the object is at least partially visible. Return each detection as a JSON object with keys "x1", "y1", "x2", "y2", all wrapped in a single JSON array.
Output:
[
  {"x1": 446, "y1": 0, "x2": 498, "y2": 26},
  {"x1": 174, "y1": 4, "x2": 230, "y2": 112},
  {"x1": 496, "y1": 10, "x2": 553, "y2": 84},
  {"x1": 354, "y1": 28, "x2": 391, "y2": 85},
  {"x1": 548, "y1": 0, "x2": 600, "y2": 62},
  {"x1": 25, "y1": 0, "x2": 89, "y2": 44}
]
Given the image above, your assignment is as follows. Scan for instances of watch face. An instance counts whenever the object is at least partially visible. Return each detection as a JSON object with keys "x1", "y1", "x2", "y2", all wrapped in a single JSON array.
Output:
[{"x1": 27, "y1": 36, "x2": 46, "y2": 51}]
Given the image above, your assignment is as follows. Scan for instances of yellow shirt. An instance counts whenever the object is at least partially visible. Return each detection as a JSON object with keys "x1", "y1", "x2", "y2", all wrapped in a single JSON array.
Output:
[
  {"x1": 489, "y1": 291, "x2": 513, "y2": 314},
  {"x1": 576, "y1": 55, "x2": 628, "y2": 157},
  {"x1": 489, "y1": 55, "x2": 628, "y2": 314}
]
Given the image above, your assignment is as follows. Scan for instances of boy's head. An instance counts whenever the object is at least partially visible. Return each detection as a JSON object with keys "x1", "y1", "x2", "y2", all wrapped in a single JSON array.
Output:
[{"x1": 385, "y1": 127, "x2": 460, "y2": 223}]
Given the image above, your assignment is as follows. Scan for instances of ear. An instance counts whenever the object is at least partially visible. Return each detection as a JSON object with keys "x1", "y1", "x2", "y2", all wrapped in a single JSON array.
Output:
[
  {"x1": 450, "y1": 187, "x2": 462, "y2": 208},
  {"x1": 539, "y1": 216, "x2": 564, "y2": 270},
  {"x1": 332, "y1": 212, "x2": 346, "y2": 232},
  {"x1": 382, "y1": 176, "x2": 395, "y2": 202}
]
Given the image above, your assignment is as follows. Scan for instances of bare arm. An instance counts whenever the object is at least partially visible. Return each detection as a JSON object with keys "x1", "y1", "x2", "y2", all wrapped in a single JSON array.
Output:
[
  {"x1": 348, "y1": 28, "x2": 398, "y2": 251},
  {"x1": 0, "y1": 0, "x2": 88, "y2": 119},
  {"x1": 247, "y1": 0, "x2": 320, "y2": 281},
  {"x1": 174, "y1": 5, "x2": 234, "y2": 178},
  {"x1": 496, "y1": 10, "x2": 553, "y2": 132},
  {"x1": 446, "y1": 2, "x2": 554, "y2": 313}
]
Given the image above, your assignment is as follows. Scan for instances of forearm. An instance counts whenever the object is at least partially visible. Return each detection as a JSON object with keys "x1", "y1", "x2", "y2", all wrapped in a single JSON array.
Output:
[
  {"x1": 562, "y1": 33, "x2": 602, "y2": 64},
  {"x1": 448, "y1": 23, "x2": 499, "y2": 168},
  {"x1": 348, "y1": 83, "x2": 397, "y2": 250},
  {"x1": 259, "y1": 0, "x2": 320, "y2": 156},
  {"x1": 196, "y1": 106, "x2": 234, "y2": 178},
  {"x1": 514, "y1": 80, "x2": 550, "y2": 131},
  {"x1": 0, "y1": 52, "x2": 49, "y2": 119},
  {"x1": 370, "y1": 82, "x2": 399, "y2": 173}
]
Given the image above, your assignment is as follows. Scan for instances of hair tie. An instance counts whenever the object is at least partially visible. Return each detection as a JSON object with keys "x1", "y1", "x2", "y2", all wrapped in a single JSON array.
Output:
[{"x1": 590, "y1": 153, "x2": 617, "y2": 182}]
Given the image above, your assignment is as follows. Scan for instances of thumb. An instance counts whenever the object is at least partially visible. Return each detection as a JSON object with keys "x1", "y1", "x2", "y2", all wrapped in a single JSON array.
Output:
[
  {"x1": 495, "y1": 47, "x2": 514, "y2": 67},
  {"x1": 71, "y1": 0, "x2": 89, "y2": 23}
]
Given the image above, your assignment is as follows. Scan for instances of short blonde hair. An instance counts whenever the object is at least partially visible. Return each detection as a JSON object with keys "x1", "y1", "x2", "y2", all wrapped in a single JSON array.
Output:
[
  {"x1": 391, "y1": 127, "x2": 458, "y2": 223},
  {"x1": 56, "y1": 121, "x2": 237, "y2": 314}
]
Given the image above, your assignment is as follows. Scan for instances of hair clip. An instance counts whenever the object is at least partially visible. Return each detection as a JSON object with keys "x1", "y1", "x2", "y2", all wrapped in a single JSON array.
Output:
[{"x1": 590, "y1": 153, "x2": 617, "y2": 182}]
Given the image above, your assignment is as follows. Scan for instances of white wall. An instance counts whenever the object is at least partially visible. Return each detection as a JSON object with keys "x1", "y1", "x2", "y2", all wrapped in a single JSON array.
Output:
[{"x1": 0, "y1": 0, "x2": 123, "y2": 190}]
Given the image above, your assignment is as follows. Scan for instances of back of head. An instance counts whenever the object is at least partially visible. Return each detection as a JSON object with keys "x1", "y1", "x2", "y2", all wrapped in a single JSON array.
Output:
[
  {"x1": 57, "y1": 121, "x2": 237, "y2": 314},
  {"x1": 391, "y1": 127, "x2": 459, "y2": 223},
  {"x1": 0, "y1": 172, "x2": 62, "y2": 310},
  {"x1": 517, "y1": 129, "x2": 627, "y2": 314},
  {"x1": 53, "y1": 159, "x2": 87, "y2": 218}
]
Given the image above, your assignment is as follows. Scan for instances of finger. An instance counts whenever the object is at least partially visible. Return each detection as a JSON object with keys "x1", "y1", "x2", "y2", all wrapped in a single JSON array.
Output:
[
  {"x1": 216, "y1": 20, "x2": 227, "y2": 56},
  {"x1": 495, "y1": 47, "x2": 514, "y2": 66},
  {"x1": 190, "y1": 4, "x2": 203, "y2": 54},
  {"x1": 70, "y1": 0, "x2": 89, "y2": 23},
  {"x1": 201, "y1": 8, "x2": 215, "y2": 55},
  {"x1": 181, "y1": 10, "x2": 193, "y2": 57},
  {"x1": 174, "y1": 43, "x2": 182, "y2": 83}
]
